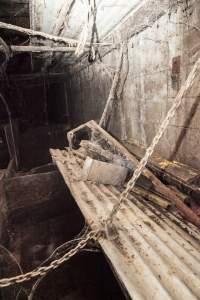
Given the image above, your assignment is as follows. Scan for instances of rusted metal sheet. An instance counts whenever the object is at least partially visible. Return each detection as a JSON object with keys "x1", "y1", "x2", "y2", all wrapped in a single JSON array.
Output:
[{"x1": 51, "y1": 147, "x2": 200, "y2": 300}]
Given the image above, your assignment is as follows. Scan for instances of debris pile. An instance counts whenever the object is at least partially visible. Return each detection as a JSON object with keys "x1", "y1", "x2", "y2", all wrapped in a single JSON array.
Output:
[
  {"x1": 61, "y1": 120, "x2": 200, "y2": 226},
  {"x1": 50, "y1": 120, "x2": 200, "y2": 300}
]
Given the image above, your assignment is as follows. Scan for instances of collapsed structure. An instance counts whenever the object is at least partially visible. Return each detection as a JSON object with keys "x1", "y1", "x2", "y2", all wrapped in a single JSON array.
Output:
[{"x1": 0, "y1": 0, "x2": 200, "y2": 299}]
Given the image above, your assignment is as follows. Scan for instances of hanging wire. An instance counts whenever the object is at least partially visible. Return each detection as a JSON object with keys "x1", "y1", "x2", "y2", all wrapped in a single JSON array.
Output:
[
  {"x1": 28, "y1": 223, "x2": 93, "y2": 300},
  {"x1": 0, "y1": 92, "x2": 19, "y2": 169},
  {"x1": 0, "y1": 245, "x2": 28, "y2": 299}
]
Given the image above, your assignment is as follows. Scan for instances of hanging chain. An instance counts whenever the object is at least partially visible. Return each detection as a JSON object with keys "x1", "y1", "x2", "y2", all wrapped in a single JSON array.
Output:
[
  {"x1": 1, "y1": 55, "x2": 200, "y2": 291},
  {"x1": 106, "y1": 57, "x2": 200, "y2": 227},
  {"x1": 0, "y1": 230, "x2": 101, "y2": 288}
]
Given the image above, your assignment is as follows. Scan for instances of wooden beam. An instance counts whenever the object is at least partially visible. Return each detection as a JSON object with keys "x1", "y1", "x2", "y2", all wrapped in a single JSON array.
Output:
[
  {"x1": 52, "y1": 0, "x2": 75, "y2": 36},
  {"x1": 0, "y1": 21, "x2": 81, "y2": 46},
  {"x1": 0, "y1": 45, "x2": 77, "y2": 53},
  {"x1": 0, "y1": 21, "x2": 111, "y2": 47}
]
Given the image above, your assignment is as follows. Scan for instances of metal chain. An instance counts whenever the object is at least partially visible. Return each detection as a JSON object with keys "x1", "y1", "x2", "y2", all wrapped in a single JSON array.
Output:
[
  {"x1": 106, "y1": 57, "x2": 200, "y2": 227},
  {"x1": 0, "y1": 230, "x2": 100, "y2": 288},
  {"x1": 1, "y1": 53, "x2": 200, "y2": 291}
]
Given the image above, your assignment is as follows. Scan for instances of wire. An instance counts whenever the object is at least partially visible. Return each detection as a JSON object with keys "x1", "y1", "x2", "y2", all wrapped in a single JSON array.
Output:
[
  {"x1": 0, "y1": 92, "x2": 19, "y2": 169},
  {"x1": 0, "y1": 245, "x2": 28, "y2": 299},
  {"x1": 28, "y1": 223, "x2": 90, "y2": 300}
]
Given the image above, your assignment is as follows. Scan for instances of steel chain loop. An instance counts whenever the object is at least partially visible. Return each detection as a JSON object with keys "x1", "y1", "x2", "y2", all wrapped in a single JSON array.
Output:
[
  {"x1": 0, "y1": 230, "x2": 100, "y2": 288},
  {"x1": 1, "y1": 50, "x2": 199, "y2": 290}
]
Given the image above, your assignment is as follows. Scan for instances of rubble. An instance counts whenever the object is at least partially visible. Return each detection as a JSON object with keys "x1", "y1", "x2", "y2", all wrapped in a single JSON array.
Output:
[{"x1": 65, "y1": 120, "x2": 200, "y2": 225}]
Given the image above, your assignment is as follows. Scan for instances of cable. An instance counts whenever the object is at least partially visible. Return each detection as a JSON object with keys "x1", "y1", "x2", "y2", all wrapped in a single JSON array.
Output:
[
  {"x1": 0, "y1": 92, "x2": 19, "y2": 169},
  {"x1": 28, "y1": 223, "x2": 90, "y2": 300},
  {"x1": 0, "y1": 245, "x2": 28, "y2": 299}
]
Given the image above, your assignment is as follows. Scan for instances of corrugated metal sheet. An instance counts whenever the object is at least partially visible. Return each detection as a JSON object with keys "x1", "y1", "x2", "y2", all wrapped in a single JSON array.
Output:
[
  {"x1": 31, "y1": 0, "x2": 142, "y2": 39},
  {"x1": 51, "y1": 148, "x2": 200, "y2": 300}
]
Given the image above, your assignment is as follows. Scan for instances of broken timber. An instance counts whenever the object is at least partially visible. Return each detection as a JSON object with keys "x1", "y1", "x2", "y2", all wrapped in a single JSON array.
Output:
[
  {"x1": 124, "y1": 141, "x2": 200, "y2": 201},
  {"x1": 0, "y1": 45, "x2": 78, "y2": 53},
  {"x1": 68, "y1": 121, "x2": 186, "y2": 204},
  {"x1": 67, "y1": 120, "x2": 200, "y2": 224}
]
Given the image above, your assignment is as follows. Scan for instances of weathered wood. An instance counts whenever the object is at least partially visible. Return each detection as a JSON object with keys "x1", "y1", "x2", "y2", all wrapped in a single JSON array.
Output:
[
  {"x1": 4, "y1": 171, "x2": 67, "y2": 211},
  {"x1": 29, "y1": 163, "x2": 56, "y2": 174},
  {"x1": 3, "y1": 170, "x2": 80, "y2": 228},
  {"x1": 52, "y1": 0, "x2": 75, "y2": 36},
  {"x1": 67, "y1": 120, "x2": 200, "y2": 227},
  {"x1": 169, "y1": 186, "x2": 189, "y2": 204},
  {"x1": 67, "y1": 120, "x2": 179, "y2": 201},
  {"x1": 0, "y1": 45, "x2": 78, "y2": 53},
  {"x1": 80, "y1": 140, "x2": 117, "y2": 161},
  {"x1": 124, "y1": 140, "x2": 200, "y2": 201},
  {"x1": 132, "y1": 186, "x2": 171, "y2": 209},
  {"x1": 0, "y1": 21, "x2": 111, "y2": 47},
  {"x1": 80, "y1": 139, "x2": 153, "y2": 189},
  {"x1": 0, "y1": 21, "x2": 81, "y2": 46}
]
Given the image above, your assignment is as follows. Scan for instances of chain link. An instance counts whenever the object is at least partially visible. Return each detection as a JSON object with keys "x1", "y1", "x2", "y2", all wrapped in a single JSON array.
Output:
[
  {"x1": 0, "y1": 230, "x2": 100, "y2": 288},
  {"x1": 1, "y1": 56, "x2": 200, "y2": 290}
]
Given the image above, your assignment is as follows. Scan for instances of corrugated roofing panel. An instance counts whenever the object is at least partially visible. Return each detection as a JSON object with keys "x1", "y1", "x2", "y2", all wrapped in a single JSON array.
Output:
[{"x1": 51, "y1": 148, "x2": 200, "y2": 300}]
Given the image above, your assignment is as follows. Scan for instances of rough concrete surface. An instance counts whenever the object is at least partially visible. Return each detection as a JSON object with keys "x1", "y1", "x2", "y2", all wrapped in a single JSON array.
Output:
[{"x1": 67, "y1": 0, "x2": 200, "y2": 169}]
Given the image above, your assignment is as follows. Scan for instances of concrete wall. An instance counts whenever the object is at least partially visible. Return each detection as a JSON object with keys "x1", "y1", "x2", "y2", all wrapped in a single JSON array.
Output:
[{"x1": 67, "y1": 0, "x2": 200, "y2": 169}]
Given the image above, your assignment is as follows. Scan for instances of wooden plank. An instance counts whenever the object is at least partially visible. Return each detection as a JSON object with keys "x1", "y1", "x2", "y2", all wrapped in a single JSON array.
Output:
[
  {"x1": 0, "y1": 45, "x2": 78, "y2": 53},
  {"x1": 0, "y1": 21, "x2": 111, "y2": 47},
  {"x1": 4, "y1": 171, "x2": 67, "y2": 211},
  {"x1": 0, "y1": 21, "x2": 82, "y2": 46},
  {"x1": 124, "y1": 140, "x2": 200, "y2": 201},
  {"x1": 52, "y1": 0, "x2": 75, "y2": 36}
]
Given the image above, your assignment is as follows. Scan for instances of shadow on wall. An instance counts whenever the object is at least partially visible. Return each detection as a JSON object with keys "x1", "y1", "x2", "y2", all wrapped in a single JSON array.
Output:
[{"x1": 170, "y1": 95, "x2": 200, "y2": 161}]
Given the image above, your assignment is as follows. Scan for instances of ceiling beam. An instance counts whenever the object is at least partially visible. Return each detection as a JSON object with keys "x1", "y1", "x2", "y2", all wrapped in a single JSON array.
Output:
[
  {"x1": 0, "y1": 45, "x2": 77, "y2": 53},
  {"x1": 52, "y1": 0, "x2": 75, "y2": 36},
  {"x1": 0, "y1": 21, "x2": 111, "y2": 47},
  {"x1": 0, "y1": 21, "x2": 83, "y2": 46}
]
